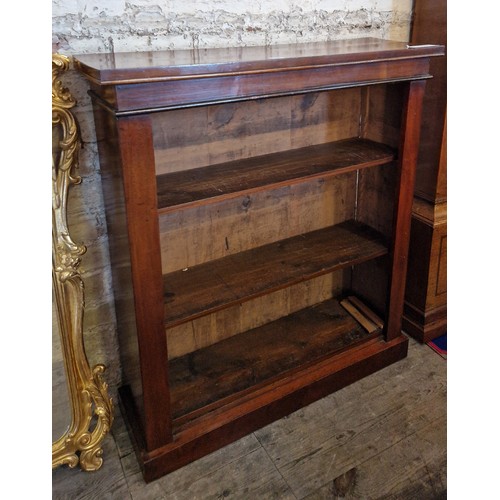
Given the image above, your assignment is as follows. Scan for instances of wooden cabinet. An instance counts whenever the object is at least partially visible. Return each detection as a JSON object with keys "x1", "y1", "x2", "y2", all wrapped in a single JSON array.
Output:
[
  {"x1": 403, "y1": 0, "x2": 447, "y2": 342},
  {"x1": 74, "y1": 38, "x2": 443, "y2": 482}
]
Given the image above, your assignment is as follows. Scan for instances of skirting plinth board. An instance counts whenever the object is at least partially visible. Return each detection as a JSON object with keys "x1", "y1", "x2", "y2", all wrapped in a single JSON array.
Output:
[
  {"x1": 402, "y1": 301, "x2": 446, "y2": 343},
  {"x1": 403, "y1": 198, "x2": 447, "y2": 343}
]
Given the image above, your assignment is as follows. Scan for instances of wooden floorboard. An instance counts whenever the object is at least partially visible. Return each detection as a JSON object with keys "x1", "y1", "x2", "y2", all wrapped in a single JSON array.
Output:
[
  {"x1": 253, "y1": 338, "x2": 446, "y2": 498},
  {"x1": 302, "y1": 413, "x2": 447, "y2": 499},
  {"x1": 51, "y1": 434, "x2": 132, "y2": 500},
  {"x1": 52, "y1": 338, "x2": 446, "y2": 499}
]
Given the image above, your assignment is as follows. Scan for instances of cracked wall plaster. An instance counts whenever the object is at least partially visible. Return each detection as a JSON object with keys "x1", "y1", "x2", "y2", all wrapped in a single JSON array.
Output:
[{"x1": 53, "y1": 1, "x2": 412, "y2": 53}]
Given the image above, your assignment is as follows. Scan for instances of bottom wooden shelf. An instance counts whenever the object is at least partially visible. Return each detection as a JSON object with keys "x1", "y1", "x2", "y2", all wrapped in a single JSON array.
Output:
[
  {"x1": 119, "y1": 297, "x2": 408, "y2": 483},
  {"x1": 169, "y1": 297, "x2": 382, "y2": 423}
]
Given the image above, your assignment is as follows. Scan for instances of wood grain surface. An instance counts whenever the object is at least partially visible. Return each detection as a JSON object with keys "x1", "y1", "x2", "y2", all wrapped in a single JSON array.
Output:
[
  {"x1": 74, "y1": 37, "x2": 444, "y2": 85},
  {"x1": 163, "y1": 220, "x2": 387, "y2": 327},
  {"x1": 156, "y1": 138, "x2": 394, "y2": 211},
  {"x1": 169, "y1": 298, "x2": 380, "y2": 420}
]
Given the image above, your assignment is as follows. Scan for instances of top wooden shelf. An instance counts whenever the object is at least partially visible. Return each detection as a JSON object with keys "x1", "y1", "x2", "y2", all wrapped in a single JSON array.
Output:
[
  {"x1": 74, "y1": 38, "x2": 445, "y2": 85},
  {"x1": 156, "y1": 138, "x2": 395, "y2": 213},
  {"x1": 74, "y1": 37, "x2": 444, "y2": 114}
]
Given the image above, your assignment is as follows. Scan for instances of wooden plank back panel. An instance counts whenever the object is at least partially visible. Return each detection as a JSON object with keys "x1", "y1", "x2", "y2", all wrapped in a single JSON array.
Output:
[
  {"x1": 166, "y1": 275, "x2": 337, "y2": 360},
  {"x1": 160, "y1": 170, "x2": 357, "y2": 358},
  {"x1": 351, "y1": 165, "x2": 397, "y2": 316},
  {"x1": 156, "y1": 91, "x2": 361, "y2": 357},
  {"x1": 152, "y1": 89, "x2": 362, "y2": 175},
  {"x1": 360, "y1": 84, "x2": 404, "y2": 149},
  {"x1": 159, "y1": 174, "x2": 357, "y2": 273},
  {"x1": 163, "y1": 220, "x2": 386, "y2": 328}
]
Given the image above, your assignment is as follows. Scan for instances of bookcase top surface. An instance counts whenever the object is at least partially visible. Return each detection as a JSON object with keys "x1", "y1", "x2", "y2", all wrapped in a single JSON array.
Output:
[{"x1": 73, "y1": 37, "x2": 444, "y2": 86}]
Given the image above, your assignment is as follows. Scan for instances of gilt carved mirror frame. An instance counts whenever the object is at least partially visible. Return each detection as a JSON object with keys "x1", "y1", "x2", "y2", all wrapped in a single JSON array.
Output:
[{"x1": 52, "y1": 53, "x2": 114, "y2": 471}]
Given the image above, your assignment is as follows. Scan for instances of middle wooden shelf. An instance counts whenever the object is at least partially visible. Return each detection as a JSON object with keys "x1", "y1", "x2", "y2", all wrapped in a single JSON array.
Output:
[{"x1": 163, "y1": 219, "x2": 388, "y2": 328}]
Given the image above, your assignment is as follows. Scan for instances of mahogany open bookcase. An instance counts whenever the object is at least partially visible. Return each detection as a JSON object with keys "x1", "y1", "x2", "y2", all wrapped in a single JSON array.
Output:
[{"x1": 74, "y1": 37, "x2": 444, "y2": 482}]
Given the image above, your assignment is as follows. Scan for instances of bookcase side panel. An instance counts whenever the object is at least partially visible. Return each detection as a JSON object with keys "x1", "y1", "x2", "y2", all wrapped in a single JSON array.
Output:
[
  {"x1": 115, "y1": 115, "x2": 173, "y2": 450},
  {"x1": 91, "y1": 104, "x2": 146, "y2": 436},
  {"x1": 92, "y1": 103, "x2": 173, "y2": 451},
  {"x1": 350, "y1": 84, "x2": 404, "y2": 316}
]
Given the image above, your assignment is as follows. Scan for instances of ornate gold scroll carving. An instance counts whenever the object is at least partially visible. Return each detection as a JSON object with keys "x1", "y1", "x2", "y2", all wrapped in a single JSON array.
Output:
[{"x1": 52, "y1": 53, "x2": 114, "y2": 471}]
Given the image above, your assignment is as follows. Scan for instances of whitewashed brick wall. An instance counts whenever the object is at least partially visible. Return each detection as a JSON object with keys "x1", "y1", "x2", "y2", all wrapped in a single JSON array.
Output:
[
  {"x1": 53, "y1": 1, "x2": 413, "y2": 54},
  {"x1": 52, "y1": 0, "x2": 414, "y2": 396}
]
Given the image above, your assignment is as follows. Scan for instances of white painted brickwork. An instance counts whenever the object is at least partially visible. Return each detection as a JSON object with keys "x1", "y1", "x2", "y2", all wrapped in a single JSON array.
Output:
[{"x1": 53, "y1": 0, "x2": 413, "y2": 53}]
